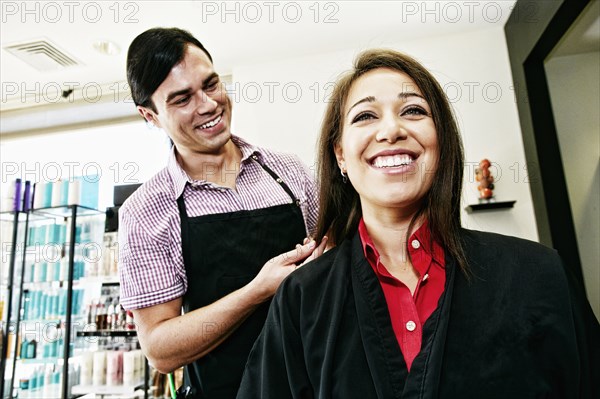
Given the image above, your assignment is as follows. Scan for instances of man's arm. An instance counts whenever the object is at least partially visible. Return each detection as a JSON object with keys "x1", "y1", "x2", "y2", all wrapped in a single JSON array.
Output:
[{"x1": 132, "y1": 239, "x2": 327, "y2": 373}]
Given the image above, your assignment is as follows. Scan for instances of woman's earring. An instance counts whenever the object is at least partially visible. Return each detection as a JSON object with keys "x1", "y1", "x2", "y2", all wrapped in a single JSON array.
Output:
[{"x1": 340, "y1": 169, "x2": 348, "y2": 184}]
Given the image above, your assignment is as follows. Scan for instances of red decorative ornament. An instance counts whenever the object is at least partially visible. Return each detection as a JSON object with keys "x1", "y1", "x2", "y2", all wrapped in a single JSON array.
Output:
[{"x1": 475, "y1": 159, "x2": 495, "y2": 199}]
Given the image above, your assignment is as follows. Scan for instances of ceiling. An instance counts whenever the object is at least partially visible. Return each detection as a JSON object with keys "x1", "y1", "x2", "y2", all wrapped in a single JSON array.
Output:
[{"x1": 0, "y1": 0, "x2": 519, "y2": 113}]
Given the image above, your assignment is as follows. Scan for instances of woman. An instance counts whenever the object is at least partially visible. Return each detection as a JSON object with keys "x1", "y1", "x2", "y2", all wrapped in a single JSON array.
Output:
[{"x1": 237, "y1": 49, "x2": 599, "y2": 398}]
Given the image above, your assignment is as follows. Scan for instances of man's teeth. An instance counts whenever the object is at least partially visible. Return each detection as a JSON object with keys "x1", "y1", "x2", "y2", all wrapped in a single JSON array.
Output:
[
  {"x1": 372, "y1": 154, "x2": 413, "y2": 168},
  {"x1": 198, "y1": 115, "x2": 221, "y2": 129}
]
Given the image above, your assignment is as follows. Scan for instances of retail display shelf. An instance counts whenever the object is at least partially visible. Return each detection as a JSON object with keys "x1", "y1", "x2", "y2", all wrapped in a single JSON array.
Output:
[
  {"x1": 0, "y1": 210, "x2": 25, "y2": 222},
  {"x1": 18, "y1": 315, "x2": 85, "y2": 325},
  {"x1": 31, "y1": 205, "x2": 104, "y2": 219},
  {"x1": 78, "y1": 276, "x2": 120, "y2": 285},
  {"x1": 18, "y1": 357, "x2": 68, "y2": 365},
  {"x1": 72, "y1": 380, "x2": 145, "y2": 396},
  {"x1": 22, "y1": 280, "x2": 70, "y2": 290},
  {"x1": 22, "y1": 279, "x2": 93, "y2": 290},
  {"x1": 0, "y1": 210, "x2": 47, "y2": 222},
  {"x1": 76, "y1": 330, "x2": 137, "y2": 337},
  {"x1": 465, "y1": 200, "x2": 516, "y2": 214}
]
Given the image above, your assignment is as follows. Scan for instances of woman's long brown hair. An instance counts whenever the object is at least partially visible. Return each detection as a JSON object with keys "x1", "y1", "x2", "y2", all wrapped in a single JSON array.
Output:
[{"x1": 315, "y1": 49, "x2": 469, "y2": 275}]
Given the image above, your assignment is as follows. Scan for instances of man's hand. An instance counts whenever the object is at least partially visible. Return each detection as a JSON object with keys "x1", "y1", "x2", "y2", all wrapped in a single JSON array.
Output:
[
  {"x1": 248, "y1": 236, "x2": 328, "y2": 303},
  {"x1": 134, "y1": 236, "x2": 327, "y2": 372}
]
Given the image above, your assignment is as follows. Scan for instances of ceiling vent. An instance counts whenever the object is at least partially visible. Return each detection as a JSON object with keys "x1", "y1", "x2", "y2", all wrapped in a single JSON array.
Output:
[{"x1": 4, "y1": 39, "x2": 81, "y2": 71}]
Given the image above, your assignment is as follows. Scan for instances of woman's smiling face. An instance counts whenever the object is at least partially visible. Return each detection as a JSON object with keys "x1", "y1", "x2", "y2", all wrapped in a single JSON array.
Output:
[{"x1": 335, "y1": 67, "x2": 439, "y2": 216}]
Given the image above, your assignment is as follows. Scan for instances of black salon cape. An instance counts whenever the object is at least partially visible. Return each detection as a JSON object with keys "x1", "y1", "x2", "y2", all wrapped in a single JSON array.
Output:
[{"x1": 237, "y1": 229, "x2": 599, "y2": 399}]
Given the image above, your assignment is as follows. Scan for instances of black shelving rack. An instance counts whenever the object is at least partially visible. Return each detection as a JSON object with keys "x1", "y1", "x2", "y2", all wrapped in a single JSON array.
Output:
[
  {"x1": 0, "y1": 210, "x2": 27, "y2": 399},
  {"x1": 3, "y1": 204, "x2": 150, "y2": 399},
  {"x1": 29, "y1": 204, "x2": 104, "y2": 399},
  {"x1": 3, "y1": 205, "x2": 104, "y2": 399}
]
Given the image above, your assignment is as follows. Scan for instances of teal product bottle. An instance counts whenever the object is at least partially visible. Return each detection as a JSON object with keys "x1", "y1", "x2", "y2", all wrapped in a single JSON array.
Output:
[
  {"x1": 29, "y1": 368, "x2": 38, "y2": 391},
  {"x1": 50, "y1": 224, "x2": 57, "y2": 245},
  {"x1": 38, "y1": 225, "x2": 47, "y2": 245},
  {"x1": 56, "y1": 337, "x2": 64, "y2": 359},
  {"x1": 73, "y1": 260, "x2": 80, "y2": 280},
  {"x1": 20, "y1": 339, "x2": 29, "y2": 359},
  {"x1": 29, "y1": 291, "x2": 37, "y2": 320},
  {"x1": 34, "y1": 290, "x2": 43, "y2": 319},
  {"x1": 72, "y1": 289, "x2": 80, "y2": 314},
  {"x1": 27, "y1": 292, "x2": 33, "y2": 320},
  {"x1": 58, "y1": 224, "x2": 67, "y2": 246},
  {"x1": 79, "y1": 175, "x2": 100, "y2": 209},
  {"x1": 39, "y1": 262, "x2": 47, "y2": 282},
  {"x1": 36, "y1": 365, "x2": 44, "y2": 389},
  {"x1": 50, "y1": 291, "x2": 58, "y2": 319},
  {"x1": 75, "y1": 224, "x2": 82, "y2": 244},
  {"x1": 58, "y1": 289, "x2": 67, "y2": 316},
  {"x1": 43, "y1": 182, "x2": 53, "y2": 208},
  {"x1": 32, "y1": 262, "x2": 38, "y2": 283},
  {"x1": 27, "y1": 226, "x2": 35, "y2": 246},
  {"x1": 39, "y1": 292, "x2": 47, "y2": 320},
  {"x1": 27, "y1": 339, "x2": 36, "y2": 359},
  {"x1": 42, "y1": 341, "x2": 51, "y2": 358},
  {"x1": 53, "y1": 261, "x2": 61, "y2": 281},
  {"x1": 46, "y1": 262, "x2": 54, "y2": 283},
  {"x1": 19, "y1": 378, "x2": 29, "y2": 390},
  {"x1": 50, "y1": 337, "x2": 58, "y2": 358}
]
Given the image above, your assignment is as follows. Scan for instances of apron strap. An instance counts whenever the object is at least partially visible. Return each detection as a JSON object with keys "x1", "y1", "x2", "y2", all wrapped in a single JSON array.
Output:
[
  {"x1": 176, "y1": 153, "x2": 301, "y2": 272},
  {"x1": 177, "y1": 195, "x2": 192, "y2": 275},
  {"x1": 250, "y1": 154, "x2": 300, "y2": 206}
]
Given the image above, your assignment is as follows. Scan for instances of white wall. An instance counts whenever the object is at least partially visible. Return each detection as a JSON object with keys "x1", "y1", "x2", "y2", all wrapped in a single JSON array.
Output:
[
  {"x1": 545, "y1": 51, "x2": 600, "y2": 319},
  {"x1": 232, "y1": 27, "x2": 539, "y2": 241}
]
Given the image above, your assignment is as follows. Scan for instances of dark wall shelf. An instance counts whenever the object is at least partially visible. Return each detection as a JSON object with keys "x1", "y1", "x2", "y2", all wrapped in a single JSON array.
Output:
[
  {"x1": 465, "y1": 200, "x2": 516, "y2": 214},
  {"x1": 77, "y1": 330, "x2": 137, "y2": 337}
]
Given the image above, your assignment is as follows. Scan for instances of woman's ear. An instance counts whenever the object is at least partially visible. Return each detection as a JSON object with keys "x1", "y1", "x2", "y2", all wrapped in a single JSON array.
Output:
[{"x1": 334, "y1": 143, "x2": 345, "y2": 170}]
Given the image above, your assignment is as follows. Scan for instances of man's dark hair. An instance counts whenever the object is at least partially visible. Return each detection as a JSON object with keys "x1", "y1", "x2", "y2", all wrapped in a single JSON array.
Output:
[{"x1": 126, "y1": 27, "x2": 213, "y2": 113}]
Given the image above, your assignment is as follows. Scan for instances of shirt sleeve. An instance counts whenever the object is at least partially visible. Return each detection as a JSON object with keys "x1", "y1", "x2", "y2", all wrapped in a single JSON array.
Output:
[{"x1": 118, "y1": 203, "x2": 186, "y2": 310}]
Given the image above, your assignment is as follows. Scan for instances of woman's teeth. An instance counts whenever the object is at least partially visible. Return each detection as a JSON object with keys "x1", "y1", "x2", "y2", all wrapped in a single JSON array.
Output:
[{"x1": 372, "y1": 154, "x2": 413, "y2": 168}]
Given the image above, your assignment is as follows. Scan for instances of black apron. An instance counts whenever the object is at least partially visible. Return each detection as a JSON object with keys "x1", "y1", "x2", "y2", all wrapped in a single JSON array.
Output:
[{"x1": 176, "y1": 154, "x2": 307, "y2": 399}]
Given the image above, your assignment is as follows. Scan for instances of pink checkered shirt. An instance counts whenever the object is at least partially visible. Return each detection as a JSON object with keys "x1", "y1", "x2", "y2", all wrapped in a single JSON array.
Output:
[{"x1": 118, "y1": 136, "x2": 318, "y2": 310}]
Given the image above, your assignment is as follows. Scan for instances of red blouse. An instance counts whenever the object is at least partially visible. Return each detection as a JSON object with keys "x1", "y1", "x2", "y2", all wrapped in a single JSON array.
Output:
[{"x1": 358, "y1": 218, "x2": 446, "y2": 370}]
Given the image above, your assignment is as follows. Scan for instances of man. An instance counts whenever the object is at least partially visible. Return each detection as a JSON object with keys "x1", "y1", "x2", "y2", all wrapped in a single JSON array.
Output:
[{"x1": 119, "y1": 27, "x2": 324, "y2": 399}]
